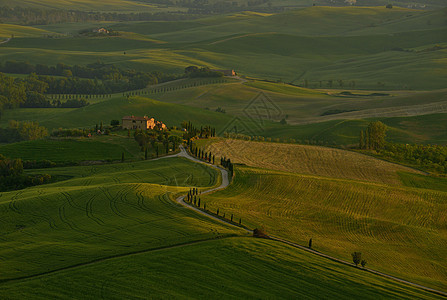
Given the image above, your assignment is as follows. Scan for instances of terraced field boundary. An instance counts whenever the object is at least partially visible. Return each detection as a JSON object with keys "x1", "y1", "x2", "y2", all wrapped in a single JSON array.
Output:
[
  {"x1": 175, "y1": 146, "x2": 447, "y2": 298},
  {"x1": 0, "y1": 237, "x2": 236, "y2": 285}
]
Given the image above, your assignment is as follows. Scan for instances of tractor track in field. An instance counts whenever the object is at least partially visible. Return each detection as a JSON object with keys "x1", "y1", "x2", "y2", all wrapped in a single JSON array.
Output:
[
  {"x1": 0, "y1": 235, "x2": 239, "y2": 285},
  {"x1": 174, "y1": 146, "x2": 447, "y2": 298},
  {"x1": 3, "y1": 147, "x2": 445, "y2": 296}
]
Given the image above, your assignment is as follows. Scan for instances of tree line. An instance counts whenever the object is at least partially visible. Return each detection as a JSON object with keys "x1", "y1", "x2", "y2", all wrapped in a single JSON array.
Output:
[
  {"x1": 133, "y1": 129, "x2": 182, "y2": 159},
  {"x1": 0, "y1": 154, "x2": 52, "y2": 192},
  {"x1": 185, "y1": 66, "x2": 224, "y2": 78},
  {"x1": 0, "y1": 120, "x2": 48, "y2": 143},
  {"x1": 184, "y1": 187, "x2": 242, "y2": 226},
  {"x1": 0, "y1": 61, "x2": 182, "y2": 94},
  {"x1": 359, "y1": 121, "x2": 447, "y2": 174}
]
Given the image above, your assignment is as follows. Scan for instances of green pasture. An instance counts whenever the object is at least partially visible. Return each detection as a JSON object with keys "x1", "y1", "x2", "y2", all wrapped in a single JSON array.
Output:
[
  {"x1": 0, "y1": 237, "x2": 439, "y2": 299},
  {"x1": 0, "y1": 137, "x2": 141, "y2": 162}
]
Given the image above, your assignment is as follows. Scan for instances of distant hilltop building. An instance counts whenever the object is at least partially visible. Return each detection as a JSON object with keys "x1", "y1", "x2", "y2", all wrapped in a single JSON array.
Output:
[
  {"x1": 211, "y1": 69, "x2": 236, "y2": 76},
  {"x1": 93, "y1": 28, "x2": 109, "y2": 34},
  {"x1": 122, "y1": 115, "x2": 167, "y2": 130}
]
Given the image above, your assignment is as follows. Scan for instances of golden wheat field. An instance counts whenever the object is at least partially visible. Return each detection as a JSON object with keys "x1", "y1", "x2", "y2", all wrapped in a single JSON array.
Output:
[
  {"x1": 201, "y1": 165, "x2": 447, "y2": 290},
  {"x1": 202, "y1": 139, "x2": 421, "y2": 185}
]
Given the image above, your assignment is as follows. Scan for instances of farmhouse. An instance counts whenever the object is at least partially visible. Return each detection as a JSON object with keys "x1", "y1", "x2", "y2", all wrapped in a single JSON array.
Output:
[
  {"x1": 122, "y1": 115, "x2": 167, "y2": 130},
  {"x1": 93, "y1": 28, "x2": 109, "y2": 34},
  {"x1": 211, "y1": 69, "x2": 236, "y2": 76}
]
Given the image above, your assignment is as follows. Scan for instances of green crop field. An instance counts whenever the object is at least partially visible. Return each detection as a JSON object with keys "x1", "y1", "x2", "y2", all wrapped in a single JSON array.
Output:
[
  {"x1": 0, "y1": 237, "x2": 439, "y2": 299},
  {"x1": 1, "y1": 2, "x2": 447, "y2": 297},
  {"x1": 0, "y1": 136, "x2": 141, "y2": 162},
  {"x1": 201, "y1": 164, "x2": 447, "y2": 290},
  {"x1": 0, "y1": 157, "x2": 243, "y2": 281}
]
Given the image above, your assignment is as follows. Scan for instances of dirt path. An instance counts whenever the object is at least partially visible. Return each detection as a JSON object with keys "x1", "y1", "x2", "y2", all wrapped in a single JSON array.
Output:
[
  {"x1": 176, "y1": 146, "x2": 447, "y2": 298},
  {"x1": 0, "y1": 38, "x2": 11, "y2": 45}
]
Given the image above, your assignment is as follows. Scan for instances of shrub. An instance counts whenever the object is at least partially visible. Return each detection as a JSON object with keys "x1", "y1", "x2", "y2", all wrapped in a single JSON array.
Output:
[{"x1": 253, "y1": 228, "x2": 269, "y2": 238}]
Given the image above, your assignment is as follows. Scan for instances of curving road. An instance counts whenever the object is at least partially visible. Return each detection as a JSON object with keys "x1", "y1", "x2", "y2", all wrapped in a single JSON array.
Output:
[{"x1": 173, "y1": 145, "x2": 447, "y2": 298}]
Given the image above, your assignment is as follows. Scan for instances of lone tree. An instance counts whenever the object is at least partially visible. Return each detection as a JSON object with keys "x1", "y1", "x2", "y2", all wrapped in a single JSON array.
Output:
[
  {"x1": 352, "y1": 252, "x2": 362, "y2": 266},
  {"x1": 360, "y1": 121, "x2": 387, "y2": 151},
  {"x1": 361, "y1": 260, "x2": 367, "y2": 268},
  {"x1": 386, "y1": 3, "x2": 393, "y2": 8},
  {"x1": 309, "y1": 238, "x2": 312, "y2": 249}
]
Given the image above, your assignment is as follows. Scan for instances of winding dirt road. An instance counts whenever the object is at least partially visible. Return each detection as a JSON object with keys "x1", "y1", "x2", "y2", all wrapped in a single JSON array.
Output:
[{"x1": 174, "y1": 146, "x2": 447, "y2": 298}]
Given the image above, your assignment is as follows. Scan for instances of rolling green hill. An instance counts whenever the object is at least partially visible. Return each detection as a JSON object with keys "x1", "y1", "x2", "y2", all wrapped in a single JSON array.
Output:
[
  {"x1": 0, "y1": 137, "x2": 141, "y2": 162},
  {"x1": 0, "y1": 6, "x2": 445, "y2": 89},
  {"x1": 0, "y1": 237, "x2": 439, "y2": 299},
  {"x1": 201, "y1": 164, "x2": 447, "y2": 290},
  {"x1": 0, "y1": 157, "x2": 242, "y2": 281}
]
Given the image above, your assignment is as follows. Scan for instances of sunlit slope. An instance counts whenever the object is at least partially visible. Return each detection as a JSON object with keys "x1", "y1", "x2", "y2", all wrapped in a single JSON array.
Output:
[
  {"x1": 0, "y1": 158, "x2": 243, "y2": 280},
  {"x1": 202, "y1": 139, "x2": 420, "y2": 185},
  {"x1": 0, "y1": 238, "x2": 439, "y2": 299},
  {"x1": 0, "y1": 24, "x2": 55, "y2": 38},
  {"x1": 202, "y1": 165, "x2": 447, "y2": 290}
]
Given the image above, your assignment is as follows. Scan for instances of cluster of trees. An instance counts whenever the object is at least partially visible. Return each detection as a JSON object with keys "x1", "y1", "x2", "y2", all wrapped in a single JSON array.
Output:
[
  {"x1": 359, "y1": 121, "x2": 447, "y2": 173},
  {"x1": 0, "y1": 61, "x2": 180, "y2": 95},
  {"x1": 133, "y1": 129, "x2": 181, "y2": 158},
  {"x1": 0, "y1": 155, "x2": 52, "y2": 191},
  {"x1": 221, "y1": 156, "x2": 234, "y2": 176},
  {"x1": 0, "y1": 72, "x2": 90, "y2": 112},
  {"x1": 185, "y1": 188, "x2": 201, "y2": 207},
  {"x1": 185, "y1": 66, "x2": 224, "y2": 78},
  {"x1": 182, "y1": 121, "x2": 216, "y2": 144},
  {"x1": 351, "y1": 252, "x2": 367, "y2": 268},
  {"x1": 189, "y1": 145, "x2": 215, "y2": 164},
  {"x1": 359, "y1": 121, "x2": 388, "y2": 151},
  {"x1": 184, "y1": 186, "x2": 242, "y2": 225},
  {"x1": 0, "y1": 6, "x2": 197, "y2": 25},
  {"x1": 51, "y1": 128, "x2": 92, "y2": 138},
  {"x1": 380, "y1": 143, "x2": 447, "y2": 174},
  {"x1": 0, "y1": 120, "x2": 48, "y2": 143}
]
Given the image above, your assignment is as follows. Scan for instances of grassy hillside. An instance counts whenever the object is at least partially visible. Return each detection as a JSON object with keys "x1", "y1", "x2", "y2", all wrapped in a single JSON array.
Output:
[
  {"x1": 0, "y1": 95, "x2": 269, "y2": 133},
  {"x1": 0, "y1": 137, "x2": 141, "y2": 162},
  {"x1": 2, "y1": 86, "x2": 447, "y2": 146},
  {"x1": 0, "y1": 157, "x2": 243, "y2": 281},
  {"x1": 0, "y1": 24, "x2": 54, "y2": 38},
  {"x1": 0, "y1": 6, "x2": 445, "y2": 89},
  {"x1": 0, "y1": 237, "x2": 439, "y2": 299},
  {"x1": 201, "y1": 165, "x2": 447, "y2": 290},
  {"x1": 200, "y1": 139, "x2": 420, "y2": 185}
]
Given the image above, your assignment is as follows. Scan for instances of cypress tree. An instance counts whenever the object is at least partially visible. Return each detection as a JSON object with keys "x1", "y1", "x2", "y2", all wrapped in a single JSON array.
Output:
[
  {"x1": 360, "y1": 130, "x2": 365, "y2": 149},
  {"x1": 121, "y1": 152, "x2": 124, "y2": 162}
]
